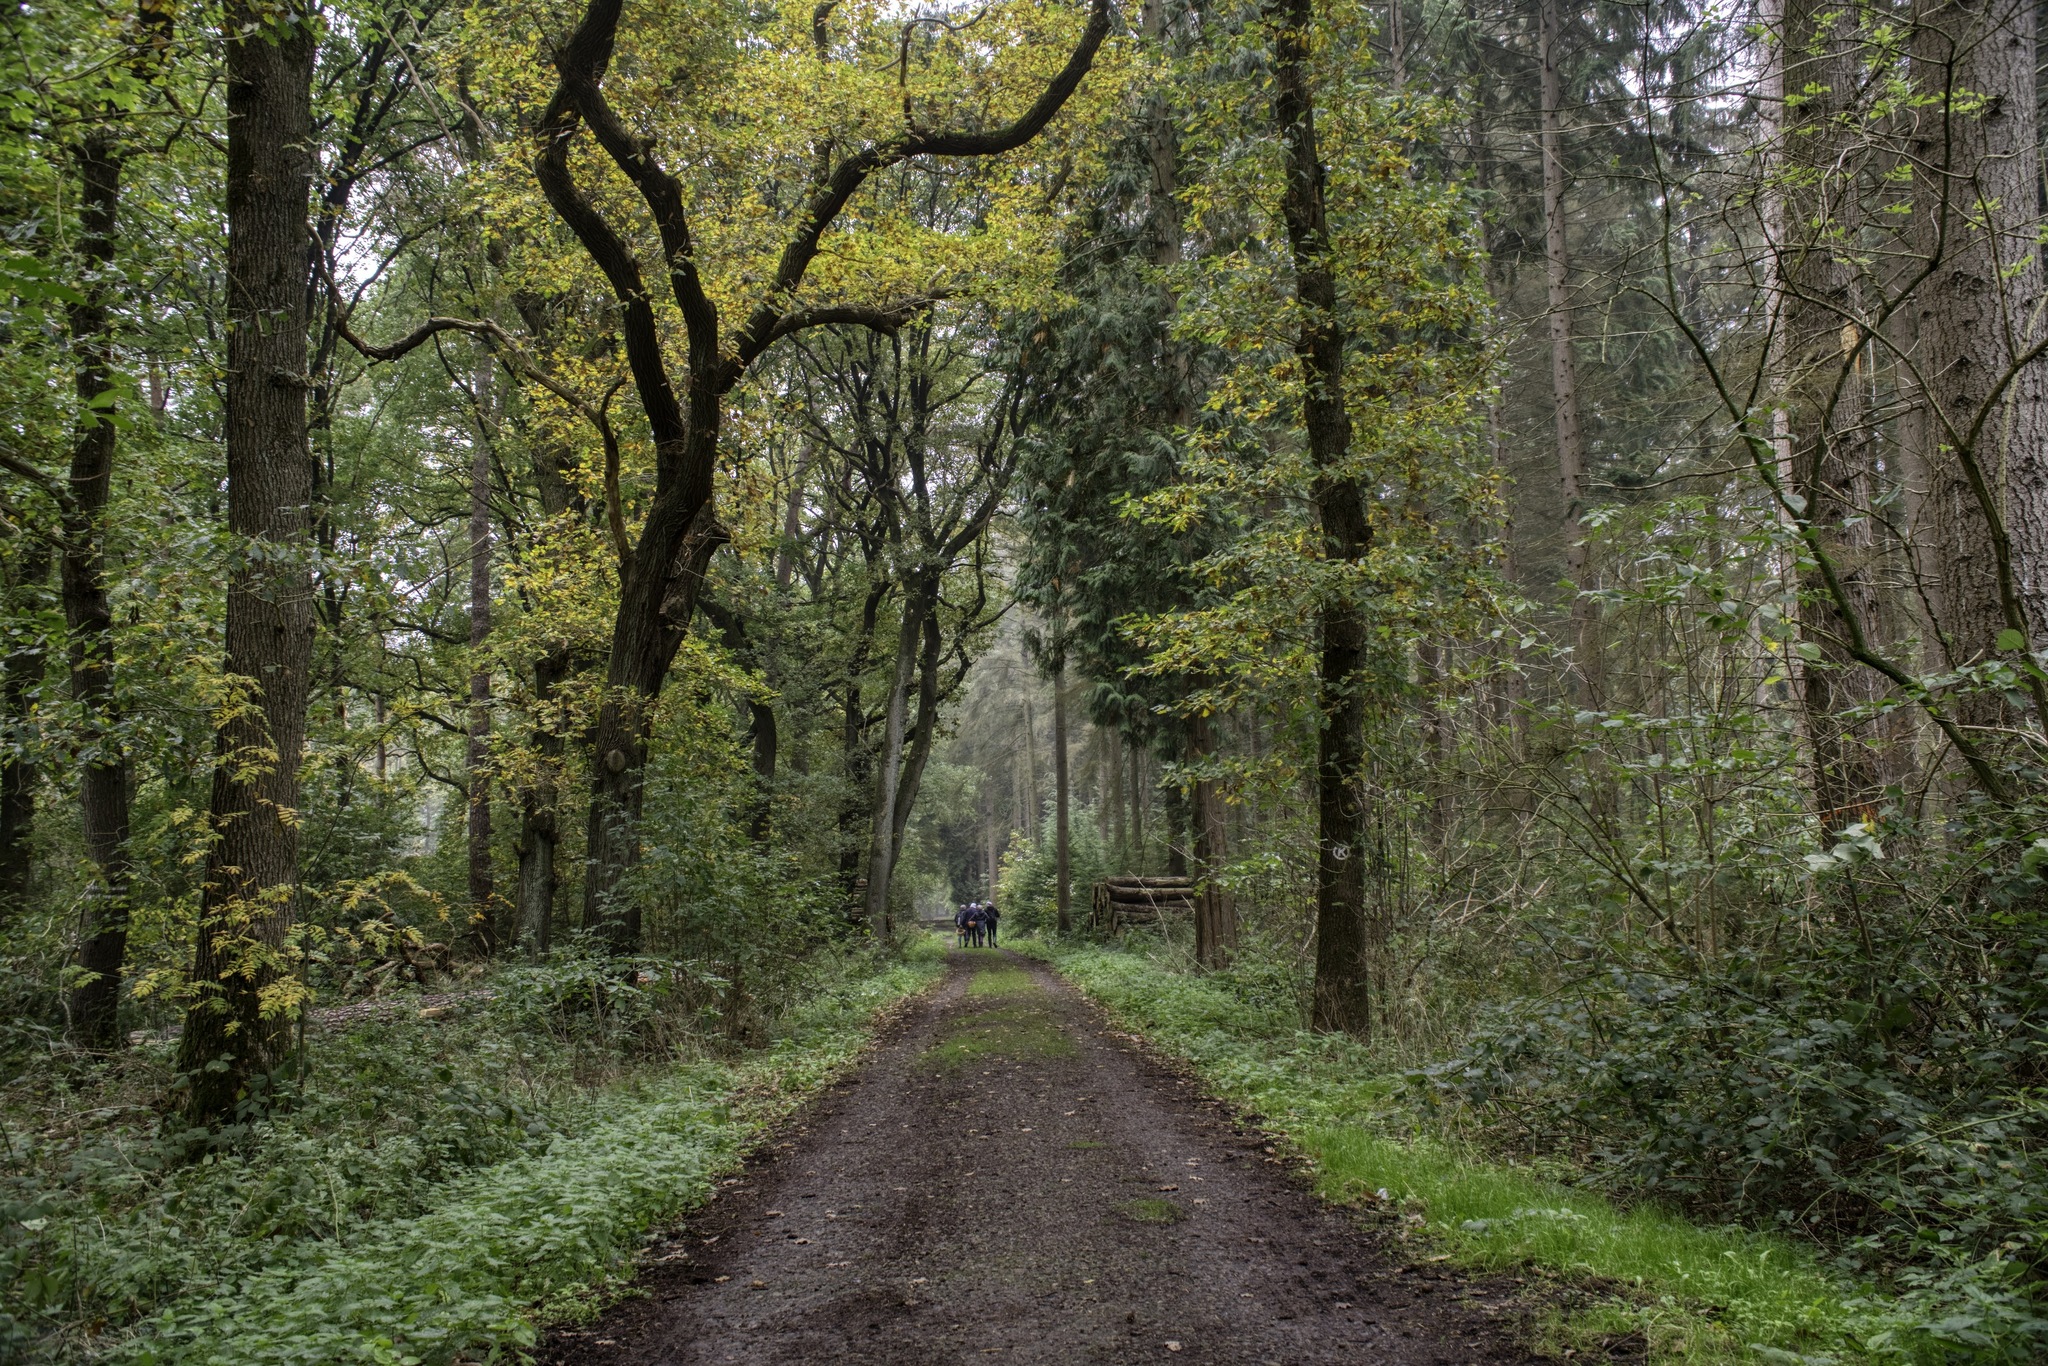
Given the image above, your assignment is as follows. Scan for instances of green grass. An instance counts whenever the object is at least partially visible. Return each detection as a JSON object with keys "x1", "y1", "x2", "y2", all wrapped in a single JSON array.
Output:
[
  {"x1": 1116, "y1": 1197, "x2": 1187, "y2": 1225},
  {"x1": 966, "y1": 964, "x2": 1036, "y2": 997},
  {"x1": 1015, "y1": 937, "x2": 1883, "y2": 1366},
  {"x1": 921, "y1": 949, "x2": 1074, "y2": 1069},
  {"x1": 99, "y1": 946, "x2": 949, "y2": 1366}
]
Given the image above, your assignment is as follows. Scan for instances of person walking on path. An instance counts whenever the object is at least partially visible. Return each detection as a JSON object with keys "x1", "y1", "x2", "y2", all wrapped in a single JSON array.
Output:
[
  {"x1": 983, "y1": 901, "x2": 1000, "y2": 947},
  {"x1": 954, "y1": 902, "x2": 972, "y2": 949}
]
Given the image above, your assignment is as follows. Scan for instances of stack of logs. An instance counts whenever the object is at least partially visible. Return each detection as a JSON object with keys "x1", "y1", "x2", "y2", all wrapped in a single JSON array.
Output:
[{"x1": 1090, "y1": 876, "x2": 1196, "y2": 930}]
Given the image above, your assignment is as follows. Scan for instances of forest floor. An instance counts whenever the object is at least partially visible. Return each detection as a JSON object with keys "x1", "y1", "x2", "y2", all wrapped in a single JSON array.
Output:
[{"x1": 537, "y1": 948, "x2": 1548, "y2": 1366}]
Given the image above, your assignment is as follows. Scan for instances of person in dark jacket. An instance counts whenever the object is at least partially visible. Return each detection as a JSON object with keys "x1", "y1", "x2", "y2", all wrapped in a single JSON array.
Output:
[
  {"x1": 954, "y1": 902, "x2": 972, "y2": 948},
  {"x1": 982, "y1": 901, "x2": 1000, "y2": 947},
  {"x1": 966, "y1": 902, "x2": 986, "y2": 948}
]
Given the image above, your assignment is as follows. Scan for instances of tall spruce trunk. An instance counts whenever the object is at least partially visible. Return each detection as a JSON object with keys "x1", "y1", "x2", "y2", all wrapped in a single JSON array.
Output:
[
  {"x1": 1909, "y1": 0, "x2": 2048, "y2": 737},
  {"x1": 1273, "y1": 0, "x2": 1371, "y2": 1035},
  {"x1": 1130, "y1": 746, "x2": 1146, "y2": 868},
  {"x1": 1107, "y1": 727, "x2": 1126, "y2": 861},
  {"x1": 65, "y1": 130, "x2": 135, "y2": 1051},
  {"x1": 466, "y1": 423, "x2": 495, "y2": 954},
  {"x1": 175, "y1": 0, "x2": 317, "y2": 1122},
  {"x1": 1053, "y1": 659, "x2": 1071, "y2": 933},
  {"x1": 1161, "y1": 766, "x2": 1189, "y2": 877},
  {"x1": 1769, "y1": 0, "x2": 1894, "y2": 827},
  {"x1": 1190, "y1": 710, "x2": 1234, "y2": 968},
  {"x1": 1022, "y1": 685, "x2": 1039, "y2": 840},
  {"x1": 1538, "y1": 0, "x2": 1598, "y2": 699}
]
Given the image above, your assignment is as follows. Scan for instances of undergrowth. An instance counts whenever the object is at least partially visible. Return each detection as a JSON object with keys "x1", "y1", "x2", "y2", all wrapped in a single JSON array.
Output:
[
  {"x1": 1017, "y1": 936, "x2": 1935, "y2": 1366},
  {"x1": 0, "y1": 938, "x2": 944, "y2": 1365}
]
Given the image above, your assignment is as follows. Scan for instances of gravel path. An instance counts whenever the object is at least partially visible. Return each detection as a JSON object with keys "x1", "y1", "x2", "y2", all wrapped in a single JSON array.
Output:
[{"x1": 540, "y1": 949, "x2": 1543, "y2": 1366}]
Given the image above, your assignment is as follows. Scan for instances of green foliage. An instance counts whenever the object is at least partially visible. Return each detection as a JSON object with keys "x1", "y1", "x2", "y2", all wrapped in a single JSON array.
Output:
[
  {"x1": 995, "y1": 804, "x2": 1111, "y2": 934},
  {"x1": 0, "y1": 947, "x2": 942, "y2": 1363}
]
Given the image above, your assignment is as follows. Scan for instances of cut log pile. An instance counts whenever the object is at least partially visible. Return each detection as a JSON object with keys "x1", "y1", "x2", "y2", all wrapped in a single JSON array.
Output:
[{"x1": 1090, "y1": 876, "x2": 1196, "y2": 930}]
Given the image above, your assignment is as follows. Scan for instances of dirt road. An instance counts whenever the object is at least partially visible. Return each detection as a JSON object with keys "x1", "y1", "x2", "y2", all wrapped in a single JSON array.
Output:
[{"x1": 541, "y1": 950, "x2": 1540, "y2": 1366}]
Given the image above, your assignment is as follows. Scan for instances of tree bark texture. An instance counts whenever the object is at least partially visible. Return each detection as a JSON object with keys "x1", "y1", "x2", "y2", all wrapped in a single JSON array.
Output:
[
  {"x1": 64, "y1": 130, "x2": 135, "y2": 1051},
  {"x1": 516, "y1": 647, "x2": 566, "y2": 958},
  {"x1": 506, "y1": 340, "x2": 585, "y2": 960},
  {"x1": 700, "y1": 597, "x2": 779, "y2": 840},
  {"x1": 1107, "y1": 727, "x2": 1126, "y2": 861},
  {"x1": 886, "y1": 606, "x2": 944, "y2": 906},
  {"x1": 1908, "y1": 0, "x2": 2048, "y2": 727},
  {"x1": 176, "y1": 0, "x2": 316, "y2": 1123},
  {"x1": 838, "y1": 580, "x2": 886, "y2": 893},
  {"x1": 862, "y1": 579, "x2": 930, "y2": 931},
  {"x1": 1022, "y1": 686, "x2": 1040, "y2": 840},
  {"x1": 1273, "y1": 0, "x2": 1372, "y2": 1036},
  {"x1": 1190, "y1": 710, "x2": 1234, "y2": 969},
  {"x1": 1053, "y1": 660, "x2": 1072, "y2": 933},
  {"x1": 1130, "y1": 746, "x2": 1146, "y2": 868},
  {"x1": 1768, "y1": 0, "x2": 1896, "y2": 827},
  {"x1": 1161, "y1": 765, "x2": 1188, "y2": 878},
  {"x1": 576, "y1": 503, "x2": 724, "y2": 948},
  {"x1": 466, "y1": 422, "x2": 495, "y2": 954},
  {"x1": 1538, "y1": 0, "x2": 1599, "y2": 699}
]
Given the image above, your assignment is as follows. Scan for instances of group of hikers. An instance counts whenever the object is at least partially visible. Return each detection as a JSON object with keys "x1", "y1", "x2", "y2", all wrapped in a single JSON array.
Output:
[{"x1": 953, "y1": 900, "x2": 1000, "y2": 948}]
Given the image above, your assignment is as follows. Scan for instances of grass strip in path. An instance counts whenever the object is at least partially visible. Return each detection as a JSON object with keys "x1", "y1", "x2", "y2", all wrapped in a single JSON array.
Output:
[
  {"x1": 121, "y1": 943, "x2": 948, "y2": 1366},
  {"x1": 922, "y1": 950, "x2": 1072, "y2": 1070},
  {"x1": 1015, "y1": 937, "x2": 1892, "y2": 1366}
]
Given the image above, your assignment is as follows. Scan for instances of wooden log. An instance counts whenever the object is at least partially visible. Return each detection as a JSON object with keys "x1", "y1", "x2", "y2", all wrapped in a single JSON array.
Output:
[{"x1": 1107, "y1": 888, "x2": 1194, "y2": 906}]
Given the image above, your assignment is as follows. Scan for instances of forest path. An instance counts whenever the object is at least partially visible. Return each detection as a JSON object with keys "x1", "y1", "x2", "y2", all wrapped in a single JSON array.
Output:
[{"x1": 539, "y1": 948, "x2": 1541, "y2": 1366}]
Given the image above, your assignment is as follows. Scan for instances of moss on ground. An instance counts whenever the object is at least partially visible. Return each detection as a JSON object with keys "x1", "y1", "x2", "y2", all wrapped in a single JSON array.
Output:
[
  {"x1": 1115, "y1": 1198, "x2": 1187, "y2": 1225},
  {"x1": 925, "y1": 958, "x2": 1074, "y2": 1069}
]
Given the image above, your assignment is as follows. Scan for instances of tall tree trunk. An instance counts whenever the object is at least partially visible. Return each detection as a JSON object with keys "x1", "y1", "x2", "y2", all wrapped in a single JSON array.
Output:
[
  {"x1": 862, "y1": 579, "x2": 928, "y2": 931},
  {"x1": 838, "y1": 579, "x2": 887, "y2": 893},
  {"x1": 1093, "y1": 726, "x2": 1110, "y2": 846},
  {"x1": 1768, "y1": 0, "x2": 1893, "y2": 828},
  {"x1": 578, "y1": 503, "x2": 724, "y2": 948},
  {"x1": 1161, "y1": 762, "x2": 1188, "y2": 878},
  {"x1": 1274, "y1": 0, "x2": 1371, "y2": 1036},
  {"x1": 506, "y1": 335, "x2": 583, "y2": 957},
  {"x1": 1190, "y1": 710, "x2": 1234, "y2": 968},
  {"x1": 1107, "y1": 726, "x2": 1126, "y2": 862},
  {"x1": 1909, "y1": 0, "x2": 2048, "y2": 739},
  {"x1": 0, "y1": 545, "x2": 51, "y2": 925},
  {"x1": 1053, "y1": 659, "x2": 1071, "y2": 933},
  {"x1": 983, "y1": 782, "x2": 1000, "y2": 897},
  {"x1": 516, "y1": 647, "x2": 566, "y2": 957},
  {"x1": 1130, "y1": 745, "x2": 1146, "y2": 869},
  {"x1": 176, "y1": 0, "x2": 317, "y2": 1123},
  {"x1": 886, "y1": 605, "x2": 944, "y2": 895},
  {"x1": 700, "y1": 598, "x2": 778, "y2": 840},
  {"x1": 466, "y1": 421, "x2": 495, "y2": 954},
  {"x1": 65, "y1": 130, "x2": 135, "y2": 1051},
  {"x1": 1539, "y1": 0, "x2": 1599, "y2": 700},
  {"x1": 1022, "y1": 685, "x2": 1039, "y2": 840}
]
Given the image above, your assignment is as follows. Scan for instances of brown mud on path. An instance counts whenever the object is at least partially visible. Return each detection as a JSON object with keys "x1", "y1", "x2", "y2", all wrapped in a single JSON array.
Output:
[{"x1": 539, "y1": 949, "x2": 1544, "y2": 1366}]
